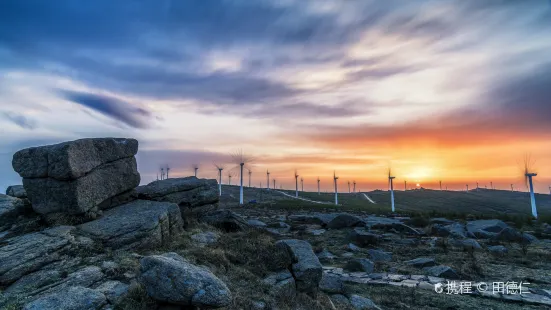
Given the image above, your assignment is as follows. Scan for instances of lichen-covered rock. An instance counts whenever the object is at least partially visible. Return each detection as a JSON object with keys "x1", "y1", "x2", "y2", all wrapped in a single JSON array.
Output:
[
  {"x1": 77, "y1": 200, "x2": 184, "y2": 249},
  {"x1": 23, "y1": 157, "x2": 140, "y2": 215},
  {"x1": 406, "y1": 257, "x2": 436, "y2": 268},
  {"x1": 319, "y1": 273, "x2": 345, "y2": 294},
  {"x1": 0, "y1": 194, "x2": 32, "y2": 226},
  {"x1": 466, "y1": 219, "x2": 508, "y2": 239},
  {"x1": 263, "y1": 270, "x2": 296, "y2": 297},
  {"x1": 138, "y1": 253, "x2": 231, "y2": 308},
  {"x1": 12, "y1": 138, "x2": 140, "y2": 216},
  {"x1": 276, "y1": 239, "x2": 323, "y2": 295},
  {"x1": 95, "y1": 280, "x2": 129, "y2": 305},
  {"x1": 0, "y1": 226, "x2": 75, "y2": 285},
  {"x1": 348, "y1": 228, "x2": 381, "y2": 247},
  {"x1": 6, "y1": 185, "x2": 27, "y2": 198},
  {"x1": 22, "y1": 286, "x2": 107, "y2": 310},
  {"x1": 423, "y1": 265, "x2": 459, "y2": 279},
  {"x1": 326, "y1": 213, "x2": 365, "y2": 229},
  {"x1": 12, "y1": 138, "x2": 138, "y2": 180},
  {"x1": 136, "y1": 177, "x2": 219, "y2": 212}
]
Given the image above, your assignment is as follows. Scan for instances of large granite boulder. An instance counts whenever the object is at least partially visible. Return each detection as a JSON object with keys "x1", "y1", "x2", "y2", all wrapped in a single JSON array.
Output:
[
  {"x1": 262, "y1": 270, "x2": 296, "y2": 297},
  {"x1": 0, "y1": 226, "x2": 76, "y2": 285},
  {"x1": 138, "y1": 253, "x2": 231, "y2": 308},
  {"x1": 327, "y1": 213, "x2": 365, "y2": 229},
  {"x1": 348, "y1": 228, "x2": 382, "y2": 247},
  {"x1": 0, "y1": 194, "x2": 32, "y2": 227},
  {"x1": 77, "y1": 200, "x2": 184, "y2": 250},
  {"x1": 12, "y1": 138, "x2": 140, "y2": 216},
  {"x1": 276, "y1": 239, "x2": 323, "y2": 295},
  {"x1": 22, "y1": 286, "x2": 107, "y2": 310},
  {"x1": 136, "y1": 177, "x2": 219, "y2": 213},
  {"x1": 6, "y1": 185, "x2": 27, "y2": 198},
  {"x1": 466, "y1": 219, "x2": 509, "y2": 239}
]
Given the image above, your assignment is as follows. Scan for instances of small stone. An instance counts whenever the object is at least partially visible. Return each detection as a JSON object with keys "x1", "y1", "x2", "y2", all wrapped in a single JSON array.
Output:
[
  {"x1": 405, "y1": 257, "x2": 436, "y2": 268},
  {"x1": 345, "y1": 258, "x2": 374, "y2": 273},
  {"x1": 423, "y1": 265, "x2": 459, "y2": 279}
]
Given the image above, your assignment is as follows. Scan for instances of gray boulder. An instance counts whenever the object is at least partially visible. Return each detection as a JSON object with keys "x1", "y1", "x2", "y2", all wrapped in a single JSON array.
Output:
[
  {"x1": 136, "y1": 177, "x2": 219, "y2": 211},
  {"x1": 466, "y1": 219, "x2": 508, "y2": 239},
  {"x1": 331, "y1": 294, "x2": 352, "y2": 308},
  {"x1": 0, "y1": 194, "x2": 32, "y2": 226},
  {"x1": 6, "y1": 185, "x2": 27, "y2": 198},
  {"x1": 430, "y1": 218, "x2": 455, "y2": 225},
  {"x1": 327, "y1": 213, "x2": 365, "y2": 229},
  {"x1": 77, "y1": 200, "x2": 184, "y2": 249},
  {"x1": 349, "y1": 294, "x2": 381, "y2": 310},
  {"x1": 317, "y1": 249, "x2": 337, "y2": 263},
  {"x1": 0, "y1": 226, "x2": 75, "y2": 285},
  {"x1": 12, "y1": 138, "x2": 140, "y2": 216},
  {"x1": 319, "y1": 273, "x2": 345, "y2": 294},
  {"x1": 348, "y1": 228, "x2": 381, "y2": 246},
  {"x1": 432, "y1": 223, "x2": 466, "y2": 238},
  {"x1": 247, "y1": 219, "x2": 267, "y2": 227},
  {"x1": 95, "y1": 280, "x2": 129, "y2": 305},
  {"x1": 23, "y1": 157, "x2": 140, "y2": 215},
  {"x1": 191, "y1": 231, "x2": 220, "y2": 246},
  {"x1": 450, "y1": 238, "x2": 482, "y2": 251},
  {"x1": 138, "y1": 253, "x2": 231, "y2": 308},
  {"x1": 423, "y1": 265, "x2": 459, "y2": 279},
  {"x1": 345, "y1": 258, "x2": 374, "y2": 273},
  {"x1": 199, "y1": 209, "x2": 249, "y2": 231},
  {"x1": 276, "y1": 239, "x2": 323, "y2": 295},
  {"x1": 23, "y1": 286, "x2": 107, "y2": 310},
  {"x1": 367, "y1": 249, "x2": 392, "y2": 262},
  {"x1": 494, "y1": 227, "x2": 537, "y2": 244},
  {"x1": 13, "y1": 138, "x2": 138, "y2": 180},
  {"x1": 406, "y1": 257, "x2": 436, "y2": 268},
  {"x1": 263, "y1": 270, "x2": 296, "y2": 297},
  {"x1": 365, "y1": 216, "x2": 401, "y2": 229}
]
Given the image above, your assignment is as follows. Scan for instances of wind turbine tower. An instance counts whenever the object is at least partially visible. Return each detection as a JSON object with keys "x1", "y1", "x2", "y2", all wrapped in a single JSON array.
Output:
[
  {"x1": 266, "y1": 170, "x2": 270, "y2": 191},
  {"x1": 524, "y1": 155, "x2": 538, "y2": 218},
  {"x1": 248, "y1": 169, "x2": 252, "y2": 187},
  {"x1": 193, "y1": 164, "x2": 199, "y2": 177},
  {"x1": 388, "y1": 169, "x2": 396, "y2": 212},
  {"x1": 404, "y1": 180, "x2": 407, "y2": 191},
  {"x1": 166, "y1": 166, "x2": 170, "y2": 179},
  {"x1": 214, "y1": 163, "x2": 224, "y2": 196},
  {"x1": 301, "y1": 177, "x2": 304, "y2": 191},
  {"x1": 295, "y1": 170, "x2": 299, "y2": 198},
  {"x1": 439, "y1": 180, "x2": 442, "y2": 191},
  {"x1": 348, "y1": 181, "x2": 351, "y2": 193},
  {"x1": 511, "y1": 184, "x2": 514, "y2": 192},
  {"x1": 317, "y1": 177, "x2": 320, "y2": 195},
  {"x1": 161, "y1": 168, "x2": 164, "y2": 180},
  {"x1": 333, "y1": 171, "x2": 339, "y2": 205},
  {"x1": 353, "y1": 180, "x2": 356, "y2": 193}
]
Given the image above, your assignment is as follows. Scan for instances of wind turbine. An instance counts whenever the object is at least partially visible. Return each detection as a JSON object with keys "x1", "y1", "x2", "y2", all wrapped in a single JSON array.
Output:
[
  {"x1": 491, "y1": 181, "x2": 493, "y2": 190},
  {"x1": 228, "y1": 171, "x2": 233, "y2": 186},
  {"x1": 161, "y1": 167, "x2": 165, "y2": 180},
  {"x1": 353, "y1": 180, "x2": 356, "y2": 193},
  {"x1": 266, "y1": 170, "x2": 270, "y2": 191},
  {"x1": 549, "y1": 186, "x2": 551, "y2": 195},
  {"x1": 333, "y1": 171, "x2": 339, "y2": 205},
  {"x1": 439, "y1": 180, "x2": 442, "y2": 191},
  {"x1": 232, "y1": 150, "x2": 253, "y2": 205},
  {"x1": 523, "y1": 155, "x2": 538, "y2": 219},
  {"x1": 214, "y1": 163, "x2": 224, "y2": 197},
  {"x1": 388, "y1": 168, "x2": 396, "y2": 212},
  {"x1": 301, "y1": 177, "x2": 304, "y2": 191},
  {"x1": 404, "y1": 180, "x2": 407, "y2": 191},
  {"x1": 466, "y1": 184, "x2": 469, "y2": 192},
  {"x1": 317, "y1": 177, "x2": 320, "y2": 195},
  {"x1": 476, "y1": 182, "x2": 479, "y2": 191},
  {"x1": 295, "y1": 170, "x2": 299, "y2": 198},
  {"x1": 166, "y1": 165, "x2": 170, "y2": 179},
  {"x1": 511, "y1": 184, "x2": 514, "y2": 192},
  {"x1": 248, "y1": 169, "x2": 252, "y2": 187},
  {"x1": 348, "y1": 181, "x2": 351, "y2": 193},
  {"x1": 193, "y1": 164, "x2": 199, "y2": 177},
  {"x1": 273, "y1": 179, "x2": 276, "y2": 190}
]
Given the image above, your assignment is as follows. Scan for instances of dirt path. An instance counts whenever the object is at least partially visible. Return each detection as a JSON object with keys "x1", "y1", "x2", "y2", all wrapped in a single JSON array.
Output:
[
  {"x1": 274, "y1": 190, "x2": 334, "y2": 205},
  {"x1": 362, "y1": 193, "x2": 377, "y2": 204}
]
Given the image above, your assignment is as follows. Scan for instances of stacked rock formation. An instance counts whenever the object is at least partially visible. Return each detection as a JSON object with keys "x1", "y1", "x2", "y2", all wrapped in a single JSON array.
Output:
[
  {"x1": 12, "y1": 138, "x2": 140, "y2": 217},
  {"x1": 136, "y1": 176, "x2": 219, "y2": 215}
]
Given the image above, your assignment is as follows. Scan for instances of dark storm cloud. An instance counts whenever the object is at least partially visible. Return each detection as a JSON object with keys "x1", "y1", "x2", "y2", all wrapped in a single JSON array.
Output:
[{"x1": 61, "y1": 90, "x2": 153, "y2": 129}]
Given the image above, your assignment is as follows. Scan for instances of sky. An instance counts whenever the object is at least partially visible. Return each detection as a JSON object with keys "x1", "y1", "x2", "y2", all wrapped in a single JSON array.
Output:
[{"x1": 1, "y1": 0, "x2": 551, "y2": 193}]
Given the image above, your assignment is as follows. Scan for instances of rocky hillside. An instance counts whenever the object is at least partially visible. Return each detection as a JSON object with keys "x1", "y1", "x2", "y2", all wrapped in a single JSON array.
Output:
[{"x1": 1, "y1": 138, "x2": 551, "y2": 310}]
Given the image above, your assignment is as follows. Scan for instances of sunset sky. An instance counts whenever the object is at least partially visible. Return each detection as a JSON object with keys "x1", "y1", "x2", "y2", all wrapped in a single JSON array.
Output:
[{"x1": 1, "y1": 0, "x2": 551, "y2": 193}]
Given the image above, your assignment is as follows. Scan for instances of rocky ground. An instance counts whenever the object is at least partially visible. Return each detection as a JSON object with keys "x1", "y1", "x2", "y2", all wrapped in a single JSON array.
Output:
[{"x1": 1, "y1": 138, "x2": 551, "y2": 310}]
